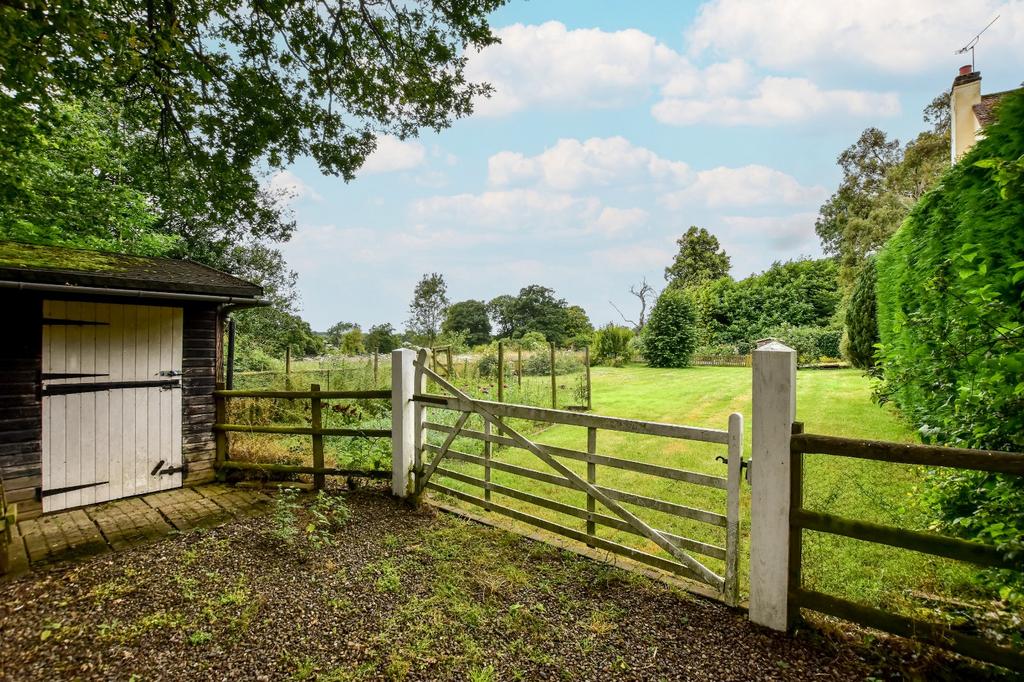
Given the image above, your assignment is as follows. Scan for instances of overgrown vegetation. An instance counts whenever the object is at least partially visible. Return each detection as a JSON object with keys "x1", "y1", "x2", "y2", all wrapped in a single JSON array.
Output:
[
  {"x1": 641, "y1": 289, "x2": 698, "y2": 368},
  {"x1": 876, "y1": 90, "x2": 1024, "y2": 602}
]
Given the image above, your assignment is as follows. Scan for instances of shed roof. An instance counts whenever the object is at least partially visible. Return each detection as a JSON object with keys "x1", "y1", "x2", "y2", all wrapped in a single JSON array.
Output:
[{"x1": 0, "y1": 241, "x2": 264, "y2": 299}]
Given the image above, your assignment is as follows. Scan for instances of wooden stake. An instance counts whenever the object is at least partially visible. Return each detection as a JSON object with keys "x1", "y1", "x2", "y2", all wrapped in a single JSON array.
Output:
[
  {"x1": 586, "y1": 427, "x2": 597, "y2": 543},
  {"x1": 497, "y1": 340, "x2": 504, "y2": 403},
  {"x1": 550, "y1": 342, "x2": 557, "y2": 409},
  {"x1": 311, "y1": 383, "x2": 324, "y2": 491},
  {"x1": 584, "y1": 345, "x2": 592, "y2": 410},
  {"x1": 373, "y1": 350, "x2": 379, "y2": 386},
  {"x1": 517, "y1": 347, "x2": 522, "y2": 387}
]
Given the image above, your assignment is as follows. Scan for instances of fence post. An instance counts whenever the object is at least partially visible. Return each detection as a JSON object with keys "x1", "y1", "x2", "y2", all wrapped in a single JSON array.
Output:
[
  {"x1": 390, "y1": 349, "x2": 417, "y2": 498},
  {"x1": 749, "y1": 341, "x2": 797, "y2": 631},
  {"x1": 517, "y1": 347, "x2": 522, "y2": 388},
  {"x1": 584, "y1": 345, "x2": 592, "y2": 410},
  {"x1": 285, "y1": 346, "x2": 292, "y2": 390},
  {"x1": 373, "y1": 350, "x2": 379, "y2": 386},
  {"x1": 497, "y1": 340, "x2": 504, "y2": 403},
  {"x1": 214, "y1": 381, "x2": 227, "y2": 469},
  {"x1": 311, "y1": 383, "x2": 324, "y2": 491},
  {"x1": 550, "y1": 342, "x2": 557, "y2": 408}
]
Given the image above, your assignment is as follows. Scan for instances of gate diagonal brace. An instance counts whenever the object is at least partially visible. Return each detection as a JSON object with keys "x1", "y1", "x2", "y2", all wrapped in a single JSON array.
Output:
[
  {"x1": 417, "y1": 410, "x2": 471, "y2": 493},
  {"x1": 414, "y1": 358, "x2": 723, "y2": 589}
]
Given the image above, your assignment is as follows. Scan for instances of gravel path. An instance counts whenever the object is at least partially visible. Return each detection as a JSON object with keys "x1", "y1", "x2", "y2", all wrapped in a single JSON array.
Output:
[{"x1": 0, "y1": 485, "x2": 993, "y2": 681}]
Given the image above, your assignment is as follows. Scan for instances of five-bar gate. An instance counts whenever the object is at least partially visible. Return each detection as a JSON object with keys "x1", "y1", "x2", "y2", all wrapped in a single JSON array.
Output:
[{"x1": 408, "y1": 349, "x2": 745, "y2": 604}]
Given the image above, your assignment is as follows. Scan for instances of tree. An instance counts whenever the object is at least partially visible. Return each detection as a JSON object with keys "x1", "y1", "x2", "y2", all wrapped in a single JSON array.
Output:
[
  {"x1": 339, "y1": 328, "x2": 365, "y2": 355},
  {"x1": 509, "y1": 285, "x2": 570, "y2": 345},
  {"x1": 325, "y1": 322, "x2": 359, "y2": 348},
  {"x1": 611, "y1": 278, "x2": 656, "y2": 332},
  {"x1": 486, "y1": 295, "x2": 517, "y2": 338},
  {"x1": 0, "y1": 1, "x2": 504, "y2": 312},
  {"x1": 664, "y1": 227, "x2": 730, "y2": 289},
  {"x1": 842, "y1": 257, "x2": 879, "y2": 369},
  {"x1": 442, "y1": 300, "x2": 491, "y2": 346},
  {"x1": 815, "y1": 127, "x2": 901, "y2": 257},
  {"x1": 365, "y1": 323, "x2": 398, "y2": 354},
  {"x1": 642, "y1": 290, "x2": 699, "y2": 368},
  {"x1": 407, "y1": 273, "x2": 449, "y2": 345},
  {"x1": 563, "y1": 305, "x2": 594, "y2": 347},
  {"x1": 593, "y1": 324, "x2": 633, "y2": 365},
  {"x1": 232, "y1": 306, "x2": 324, "y2": 358}
]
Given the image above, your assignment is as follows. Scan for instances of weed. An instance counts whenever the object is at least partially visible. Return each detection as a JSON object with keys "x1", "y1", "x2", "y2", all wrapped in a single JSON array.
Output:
[
  {"x1": 468, "y1": 665, "x2": 496, "y2": 682},
  {"x1": 189, "y1": 630, "x2": 213, "y2": 646}
]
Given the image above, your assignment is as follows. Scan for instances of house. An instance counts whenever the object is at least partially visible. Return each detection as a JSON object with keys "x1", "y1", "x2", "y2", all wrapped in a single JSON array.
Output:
[
  {"x1": 950, "y1": 65, "x2": 1023, "y2": 162},
  {"x1": 0, "y1": 241, "x2": 265, "y2": 519}
]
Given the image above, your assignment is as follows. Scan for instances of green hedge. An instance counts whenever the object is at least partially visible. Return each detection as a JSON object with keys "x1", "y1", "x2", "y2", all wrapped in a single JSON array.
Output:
[
  {"x1": 842, "y1": 257, "x2": 879, "y2": 369},
  {"x1": 875, "y1": 90, "x2": 1024, "y2": 602},
  {"x1": 642, "y1": 290, "x2": 698, "y2": 368}
]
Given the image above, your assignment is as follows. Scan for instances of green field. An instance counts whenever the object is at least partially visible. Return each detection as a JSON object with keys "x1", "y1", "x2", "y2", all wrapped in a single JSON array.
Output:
[{"x1": 426, "y1": 365, "x2": 980, "y2": 611}]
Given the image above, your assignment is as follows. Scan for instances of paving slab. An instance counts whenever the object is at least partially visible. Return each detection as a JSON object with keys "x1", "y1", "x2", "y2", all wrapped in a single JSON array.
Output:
[{"x1": 7, "y1": 485, "x2": 268, "y2": 574}]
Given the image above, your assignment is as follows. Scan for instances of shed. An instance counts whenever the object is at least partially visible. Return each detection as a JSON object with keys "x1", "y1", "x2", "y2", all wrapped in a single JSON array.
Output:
[{"x1": 0, "y1": 241, "x2": 265, "y2": 519}]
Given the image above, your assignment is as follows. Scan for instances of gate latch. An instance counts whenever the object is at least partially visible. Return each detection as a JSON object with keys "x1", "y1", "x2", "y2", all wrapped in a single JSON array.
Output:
[
  {"x1": 157, "y1": 369, "x2": 181, "y2": 377},
  {"x1": 715, "y1": 455, "x2": 752, "y2": 483}
]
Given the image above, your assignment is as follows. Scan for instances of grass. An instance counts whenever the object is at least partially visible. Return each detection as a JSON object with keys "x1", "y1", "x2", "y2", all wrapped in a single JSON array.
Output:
[{"x1": 425, "y1": 364, "x2": 981, "y2": 613}]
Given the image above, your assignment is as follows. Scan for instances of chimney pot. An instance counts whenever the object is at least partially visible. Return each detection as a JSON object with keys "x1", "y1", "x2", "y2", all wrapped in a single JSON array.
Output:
[{"x1": 959, "y1": 64, "x2": 973, "y2": 76}]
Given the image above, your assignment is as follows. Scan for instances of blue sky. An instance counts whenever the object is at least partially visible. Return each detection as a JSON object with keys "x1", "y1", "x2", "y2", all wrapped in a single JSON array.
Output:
[{"x1": 274, "y1": 0, "x2": 1024, "y2": 331}]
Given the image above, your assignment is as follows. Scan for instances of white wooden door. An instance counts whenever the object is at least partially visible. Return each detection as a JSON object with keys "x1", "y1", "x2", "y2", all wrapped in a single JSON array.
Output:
[{"x1": 41, "y1": 301, "x2": 184, "y2": 512}]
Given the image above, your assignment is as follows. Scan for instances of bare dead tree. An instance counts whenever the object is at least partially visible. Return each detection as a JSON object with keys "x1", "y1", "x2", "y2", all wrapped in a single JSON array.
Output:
[{"x1": 610, "y1": 278, "x2": 657, "y2": 332}]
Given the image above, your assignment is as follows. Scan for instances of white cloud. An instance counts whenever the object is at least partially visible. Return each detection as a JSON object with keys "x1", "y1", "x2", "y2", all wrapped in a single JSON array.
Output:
[
  {"x1": 267, "y1": 170, "x2": 321, "y2": 205},
  {"x1": 412, "y1": 189, "x2": 602, "y2": 232},
  {"x1": 688, "y1": 0, "x2": 1024, "y2": 73},
  {"x1": 661, "y1": 165, "x2": 827, "y2": 209},
  {"x1": 360, "y1": 135, "x2": 427, "y2": 174},
  {"x1": 713, "y1": 212, "x2": 823, "y2": 277},
  {"x1": 488, "y1": 137, "x2": 691, "y2": 191},
  {"x1": 588, "y1": 243, "x2": 674, "y2": 272},
  {"x1": 594, "y1": 207, "x2": 649, "y2": 236},
  {"x1": 468, "y1": 21, "x2": 901, "y2": 126},
  {"x1": 652, "y1": 76, "x2": 900, "y2": 127},
  {"x1": 467, "y1": 21, "x2": 689, "y2": 116}
]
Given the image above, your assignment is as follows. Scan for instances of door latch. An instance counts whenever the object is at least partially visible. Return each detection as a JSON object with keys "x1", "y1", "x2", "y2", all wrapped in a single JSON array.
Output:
[
  {"x1": 715, "y1": 455, "x2": 752, "y2": 483},
  {"x1": 157, "y1": 369, "x2": 181, "y2": 377}
]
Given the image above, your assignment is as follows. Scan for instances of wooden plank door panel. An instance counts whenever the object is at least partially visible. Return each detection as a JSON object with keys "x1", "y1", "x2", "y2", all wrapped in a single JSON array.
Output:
[{"x1": 42, "y1": 302, "x2": 184, "y2": 512}]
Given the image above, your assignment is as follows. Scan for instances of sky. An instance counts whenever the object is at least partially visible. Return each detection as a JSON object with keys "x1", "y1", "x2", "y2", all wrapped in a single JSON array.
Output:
[{"x1": 273, "y1": 0, "x2": 1024, "y2": 332}]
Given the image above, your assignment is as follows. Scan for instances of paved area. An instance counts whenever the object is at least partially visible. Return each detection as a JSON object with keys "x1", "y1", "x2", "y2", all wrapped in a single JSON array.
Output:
[{"x1": 7, "y1": 485, "x2": 269, "y2": 572}]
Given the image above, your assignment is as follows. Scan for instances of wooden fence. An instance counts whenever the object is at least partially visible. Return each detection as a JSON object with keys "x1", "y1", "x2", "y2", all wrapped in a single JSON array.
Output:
[
  {"x1": 0, "y1": 475, "x2": 16, "y2": 574},
  {"x1": 691, "y1": 354, "x2": 751, "y2": 367},
  {"x1": 212, "y1": 383, "x2": 392, "y2": 489},
  {"x1": 787, "y1": 424, "x2": 1024, "y2": 672},
  {"x1": 407, "y1": 350, "x2": 744, "y2": 605}
]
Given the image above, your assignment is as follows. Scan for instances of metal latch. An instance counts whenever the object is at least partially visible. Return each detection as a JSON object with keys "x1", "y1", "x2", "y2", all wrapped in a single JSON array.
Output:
[
  {"x1": 157, "y1": 369, "x2": 181, "y2": 377},
  {"x1": 715, "y1": 455, "x2": 752, "y2": 483}
]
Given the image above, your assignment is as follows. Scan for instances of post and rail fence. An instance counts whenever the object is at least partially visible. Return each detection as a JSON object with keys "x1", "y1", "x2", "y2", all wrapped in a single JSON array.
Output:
[
  {"x1": 212, "y1": 383, "x2": 393, "y2": 490},
  {"x1": 747, "y1": 341, "x2": 1024, "y2": 673}
]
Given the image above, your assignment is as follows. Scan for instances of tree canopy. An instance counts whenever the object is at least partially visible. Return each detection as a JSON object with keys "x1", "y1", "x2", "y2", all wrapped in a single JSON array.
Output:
[
  {"x1": 407, "y1": 273, "x2": 449, "y2": 345},
  {"x1": 664, "y1": 226, "x2": 731, "y2": 289},
  {"x1": 442, "y1": 300, "x2": 491, "y2": 346}
]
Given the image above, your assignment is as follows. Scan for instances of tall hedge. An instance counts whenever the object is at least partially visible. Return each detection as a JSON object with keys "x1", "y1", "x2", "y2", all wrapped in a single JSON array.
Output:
[
  {"x1": 876, "y1": 90, "x2": 1024, "y2": 449},
  {"x1": 875, "y1": 90, "x2": 1024, "y2": 600},
  {"x1": 642, "y1": 290, "x2": 698, "y2": 368},
  {"x1": 842, "y1": 256, "x2": 879, "y2": 369}
]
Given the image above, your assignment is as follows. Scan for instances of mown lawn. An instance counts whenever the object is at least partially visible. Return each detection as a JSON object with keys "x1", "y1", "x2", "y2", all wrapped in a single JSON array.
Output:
[{"x1": 427, "y1": 365, "x2": 981, "y2": 613}]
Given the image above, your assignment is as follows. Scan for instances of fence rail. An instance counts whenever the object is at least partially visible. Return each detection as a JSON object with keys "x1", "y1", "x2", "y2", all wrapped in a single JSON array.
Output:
[
  {"x1": 212, "y1": 383, "x2": 392, "y2": 489},
  {"x1": 691, "y1": 354, "x2": 751, "y2": 367},
  {"x1": 789, "y1": 424, "x2": 1024, "y2": 672}
]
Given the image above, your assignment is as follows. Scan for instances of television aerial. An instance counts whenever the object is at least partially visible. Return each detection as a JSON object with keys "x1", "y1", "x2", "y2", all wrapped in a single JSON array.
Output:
[{"x1": 955, "y1": 15, "x2": 999, "y2": 71}]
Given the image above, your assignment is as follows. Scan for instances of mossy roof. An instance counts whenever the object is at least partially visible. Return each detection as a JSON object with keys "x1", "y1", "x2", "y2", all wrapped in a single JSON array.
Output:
[{"x1": 0, "y1": 241, "x2": 263, "y2": 299}]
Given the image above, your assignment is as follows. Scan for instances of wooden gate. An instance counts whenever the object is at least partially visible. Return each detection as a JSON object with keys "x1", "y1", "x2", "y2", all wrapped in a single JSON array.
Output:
[
  {"x1": 41, "y1": 301, "x2": 184, "y2": 512},
  {"x1": 410, "y1": 350, "x2": 745, "y2": 604}
]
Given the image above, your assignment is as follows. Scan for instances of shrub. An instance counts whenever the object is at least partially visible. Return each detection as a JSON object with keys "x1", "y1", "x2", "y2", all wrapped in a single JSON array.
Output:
[
  {"x1": 642, "y1": 290, "x2": 698, "y2": 368},
  {"x1": 522, "y1": 351, "x2": 583, "y2": 376},
  {"x1": 843, "y1": 257, "x2": 879, "y2": 369},
  {"x1": 593, "y1": 324, "x2": 633, "y2": 366},
  {"x1": 875, "y1": 89, "x2": 1024, "y2": 599},
  {"x1": 765, "y1": 324, "x2": 843, "y2": 363},
  {"x1": 516, "y1": 331, "x2": 547, "y2": 351}
]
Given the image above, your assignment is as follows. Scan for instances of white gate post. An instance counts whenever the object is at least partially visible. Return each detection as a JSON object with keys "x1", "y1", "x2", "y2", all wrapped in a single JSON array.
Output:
[
  {"x1": 749, "y1": 341, "x2": 797, "y2": 631},
  {"x1": 391, "y1": 349, "x2": 417, "y2": 498}
]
